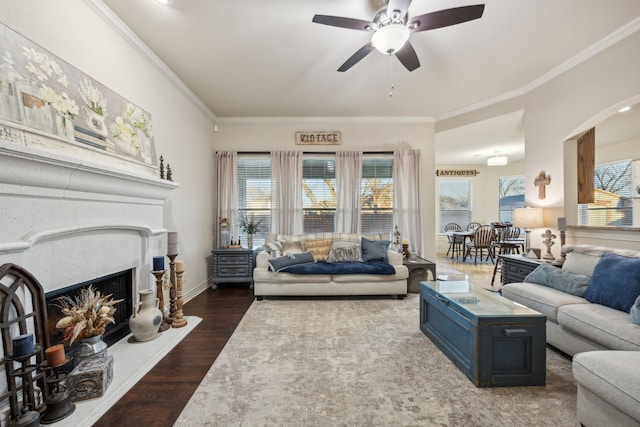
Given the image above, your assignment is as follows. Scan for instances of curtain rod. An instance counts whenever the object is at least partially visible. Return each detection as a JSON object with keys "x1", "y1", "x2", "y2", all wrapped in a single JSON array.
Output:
[{"x1": 216, "y1": 151, "x2": 394, "y2": 155}]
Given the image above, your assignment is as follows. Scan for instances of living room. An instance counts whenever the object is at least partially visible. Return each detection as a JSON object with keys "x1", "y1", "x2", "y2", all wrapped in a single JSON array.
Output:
[{"x1": 1, "y1": 1, "x2": 640, "y2": 426}]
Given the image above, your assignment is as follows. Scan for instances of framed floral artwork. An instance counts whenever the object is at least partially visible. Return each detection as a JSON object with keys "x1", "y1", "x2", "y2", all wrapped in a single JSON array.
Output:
[{"x1": 0, "y1": 22, "x2": 157, "y2": 174}]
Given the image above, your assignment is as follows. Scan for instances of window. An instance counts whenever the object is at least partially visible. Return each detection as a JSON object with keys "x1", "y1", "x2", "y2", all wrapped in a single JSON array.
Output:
[
  {"x1": 439, "y1": 179, "x2": 472, "y2": 232},
  {"x1": 302, "y1": 157, "x2": 336, "y2": 233},
  {"x1": 235, "y1": 153, "x2": 396, "y2": 238},
  {"x1": 237, "y1": 155, "x2": 271, "y2": 247},
  {"x1": 361, "y1": 158, "x2": 393, "y2": 234},
  {"x1": 579, "y1": 159, "x2": 632, "y2": 227},
  {"x1": 498, "y1": 176, "x2": 525, "y2": 223}
]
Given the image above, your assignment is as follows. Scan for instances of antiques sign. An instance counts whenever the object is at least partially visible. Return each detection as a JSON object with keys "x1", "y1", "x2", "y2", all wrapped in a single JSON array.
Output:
[
  {"x1": 436, "y1": 169, "x2": 479, "y2": 177},
  {"x1": 295, "y1": 131, "x2": 341, "y2": 145}
]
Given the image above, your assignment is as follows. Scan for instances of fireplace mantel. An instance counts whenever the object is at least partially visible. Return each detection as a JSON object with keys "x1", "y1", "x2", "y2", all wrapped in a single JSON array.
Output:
[
  {"x1": 0, "y1": 139, "x2": 178, "y2": 295},
  {"x1": 0, "y1": 140, "x2": 178, "y2": 201}
]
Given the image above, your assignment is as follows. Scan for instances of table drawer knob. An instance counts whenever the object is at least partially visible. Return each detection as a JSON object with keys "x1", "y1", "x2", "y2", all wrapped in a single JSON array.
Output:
[{"x1": 504, "y1": 328, "x2": 529, "y2": 337}]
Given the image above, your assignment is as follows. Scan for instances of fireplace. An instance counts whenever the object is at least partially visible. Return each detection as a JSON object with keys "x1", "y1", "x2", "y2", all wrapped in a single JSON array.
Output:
[{"x1": 45, "y1": 269, "x2": 134, "y2": 349}]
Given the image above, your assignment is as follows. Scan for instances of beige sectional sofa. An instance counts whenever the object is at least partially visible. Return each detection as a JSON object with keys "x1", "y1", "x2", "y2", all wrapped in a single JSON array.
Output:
[
  {"x1": 253, "y1": 232, "x2": 408, "y2": 300},
  {"x1": 501, "y1": 244, "x2": 640, "y2": 426}
]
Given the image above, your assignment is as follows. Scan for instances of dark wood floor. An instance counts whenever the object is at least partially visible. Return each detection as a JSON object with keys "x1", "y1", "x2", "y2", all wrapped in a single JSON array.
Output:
[
  {"x1": 95, "y1": 286, "x2": 254, "y2": 426},
  {"x1": 95, "y1": 255, "x2": 493, "y2": 426}
]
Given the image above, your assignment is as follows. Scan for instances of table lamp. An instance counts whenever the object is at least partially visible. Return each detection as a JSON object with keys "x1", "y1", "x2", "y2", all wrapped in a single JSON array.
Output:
[{"x1": 513, "y1": 207, "x2": 544, "y2": 255}]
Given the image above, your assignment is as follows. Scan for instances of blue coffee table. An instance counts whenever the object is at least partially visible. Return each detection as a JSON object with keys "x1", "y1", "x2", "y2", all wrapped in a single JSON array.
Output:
[{"x1": 419, "y1": 280, "x2": 546, "y2": 387}]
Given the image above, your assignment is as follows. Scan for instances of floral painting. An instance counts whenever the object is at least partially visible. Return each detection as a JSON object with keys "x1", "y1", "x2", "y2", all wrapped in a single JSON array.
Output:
[{"x1": 0, "y1": 22, "x2": 156, "y2": 168}]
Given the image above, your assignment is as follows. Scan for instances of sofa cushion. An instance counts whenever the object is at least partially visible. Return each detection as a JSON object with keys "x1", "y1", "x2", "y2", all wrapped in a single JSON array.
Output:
[
  {"x1": 267, "y1": 252, "x2": 315, "y2": 272},
  {"x1": 562, "y1": 251, "x2": 602, "y2": 277},
  {"x1": 558, "y1": 303, "x2": 640, "y2": 351},
  {"x1": 264, "y1": 241, "x2": 283, "y2": 258},
  {"x1": 524, "y1": 263, "x2": 590, "y2": 297},
  {"x1": 501, "y1": 282, "x2": 588, "y2": 322},
  {"x1": 328, "y1": 241, "x2": 362, "y2": 262},
  {"x1": 573, "y1": 351, "x2": 640, "y2": 422},
  {"x1": 253, "y1": 269, "x2": 331, "y2": 283},
  {"x1": 361, "y1": 237, "x2": 391, "y2": 263},
  {"x1": 281, "y1": 241, "x2": 306, "y2": 255},
  {"x1": 304, "y1": 238, "x2": 331, "y2": 261},
  {"x1": 584, "y1": 253, "x2": 640, "y2": 312}
]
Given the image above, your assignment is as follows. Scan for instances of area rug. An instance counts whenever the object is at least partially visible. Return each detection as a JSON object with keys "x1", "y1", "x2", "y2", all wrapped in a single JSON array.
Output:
[{"x1": 175, "y1": 295, "x2": 578, "y2": 426}]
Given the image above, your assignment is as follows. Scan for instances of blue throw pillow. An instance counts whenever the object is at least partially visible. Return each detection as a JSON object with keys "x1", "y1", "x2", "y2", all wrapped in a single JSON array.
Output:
[
  {"x1": 267, "y1": 251, "x2": 315, "y2": 272},
  {"x1": 361, "y1": 237, "x2": 391, "y2": 263},
  {"x1": 584, "y1": 253, "x2": 640, "y2": 312},
  {"x1": 523, "y1": 263, "x2": 590, "y2": 297}
]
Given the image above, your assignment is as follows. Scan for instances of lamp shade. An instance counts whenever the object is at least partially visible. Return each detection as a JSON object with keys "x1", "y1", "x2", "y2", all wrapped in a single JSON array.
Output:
[
  {"x1": 513, "y1": 207, "x2": 544, "y2": 229},
  {"x1": 372, "y1": 24, "x2": 410, "y2": 55}
]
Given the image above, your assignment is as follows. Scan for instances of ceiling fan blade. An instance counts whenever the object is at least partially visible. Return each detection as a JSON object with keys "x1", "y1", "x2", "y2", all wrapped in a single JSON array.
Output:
[
  {"x1": 337, "y1": 43, "x2": 375, "y2": 72},
  {"x1": 385, "y1": 0, "x2": 412, "y2": 21},
  {"x1": 395, "y1": 41, "x2": 420, "y2": 72},
  {"x1": 408, "y1": 4, "x2": 485, "y2": 33},
  {"x1": 312, "y1": 15, "x2": 375, "y2": 31}
]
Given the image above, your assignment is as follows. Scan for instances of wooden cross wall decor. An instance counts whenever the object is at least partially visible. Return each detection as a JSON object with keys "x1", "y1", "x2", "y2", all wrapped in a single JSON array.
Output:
[{"x1": 534, "y1": 171, "x2": 551, "y2": 199}]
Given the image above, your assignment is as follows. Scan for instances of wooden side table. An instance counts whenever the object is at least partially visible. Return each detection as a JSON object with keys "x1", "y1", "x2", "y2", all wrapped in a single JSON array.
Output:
[
  {"x1": 499, "y1": 254, "x2": 544, "y2": 285},
  {"x1": 404, "y1": 256, "x2": 436, "y2": 293},
  {"x1": 211, "y1": 248, "x2": 254, "y2": 290}
]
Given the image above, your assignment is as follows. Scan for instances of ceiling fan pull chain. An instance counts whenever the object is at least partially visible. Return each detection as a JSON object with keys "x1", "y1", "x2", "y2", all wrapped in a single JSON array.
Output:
[{"x1": 389, "y1": 55, "x2": 395, "y2": 98}]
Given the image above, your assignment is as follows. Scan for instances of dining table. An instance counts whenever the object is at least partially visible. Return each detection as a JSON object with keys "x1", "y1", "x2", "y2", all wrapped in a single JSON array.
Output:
[{"x1": 446, "y1": 230, "x2": 476, "y2": 261}]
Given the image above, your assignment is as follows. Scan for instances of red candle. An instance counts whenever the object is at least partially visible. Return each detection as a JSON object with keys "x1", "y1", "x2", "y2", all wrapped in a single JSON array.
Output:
[{"x1": 45, "y1": 344, "x2": 65, "y2": 367}]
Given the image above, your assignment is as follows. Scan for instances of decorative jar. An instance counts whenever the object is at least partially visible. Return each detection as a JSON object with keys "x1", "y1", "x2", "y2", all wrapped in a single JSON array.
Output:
[{"x1": 129, "y1": 289, "x2": 163, "y2": 342}]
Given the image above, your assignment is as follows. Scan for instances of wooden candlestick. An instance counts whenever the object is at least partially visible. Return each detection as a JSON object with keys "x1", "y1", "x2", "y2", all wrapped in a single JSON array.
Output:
[
  {"x1": 151, "y1": 270, "x2": 170, "y2": 331},
  {"x1": 172, "y1": 262, "x2": 187, "y2": 328},
  {"x1": 167, "y1": 254, "x2": 177, "y2": 324}
]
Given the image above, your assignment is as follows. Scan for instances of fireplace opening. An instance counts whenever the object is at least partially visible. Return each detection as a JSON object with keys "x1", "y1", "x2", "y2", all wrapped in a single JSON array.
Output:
[{"x1": 45, "y1": 269, "x2": 134, "y2": 350}]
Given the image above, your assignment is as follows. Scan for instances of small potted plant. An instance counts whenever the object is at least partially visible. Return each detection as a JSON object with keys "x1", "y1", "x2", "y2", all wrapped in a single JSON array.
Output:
[{"x1": 237, "y1": 214, "x2": 263, "y2": 249}]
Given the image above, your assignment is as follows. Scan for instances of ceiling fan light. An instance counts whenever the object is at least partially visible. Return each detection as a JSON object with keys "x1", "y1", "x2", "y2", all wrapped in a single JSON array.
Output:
[
  {"x1": 487, "y1": 156, "x2": 508, "y2": 166},
  {"x1": 372, "y1": 24, "x2": 410, "y2": 55}
]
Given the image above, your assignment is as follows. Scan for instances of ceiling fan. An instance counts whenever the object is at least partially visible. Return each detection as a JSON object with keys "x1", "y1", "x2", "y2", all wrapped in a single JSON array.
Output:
[{"x1": 312, "y1": 1, "x2": 485, "y2": 72}]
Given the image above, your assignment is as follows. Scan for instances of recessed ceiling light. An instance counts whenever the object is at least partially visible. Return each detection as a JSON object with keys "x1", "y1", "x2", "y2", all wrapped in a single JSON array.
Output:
[
  {"x1": 619, "y1": 106, "x2": 631, "y2": 113},
  {"x1": 157, "y1": 0, "x2": 171, "y2": 4}
]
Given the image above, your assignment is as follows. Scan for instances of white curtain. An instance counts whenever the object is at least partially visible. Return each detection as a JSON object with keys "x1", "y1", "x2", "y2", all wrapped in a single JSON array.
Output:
[
  {"x1": 335, "y1": 151, "x2": 362, "y2": 233},
  {"x1": 393, "y1": 150, "x2": 424, "y2": 256},
  {"x1": 216, "y1": 151, "x2": 237, "y2": 245},
  {"x1": 271, "y1": 151, "x2": 303, "y2": 235}
]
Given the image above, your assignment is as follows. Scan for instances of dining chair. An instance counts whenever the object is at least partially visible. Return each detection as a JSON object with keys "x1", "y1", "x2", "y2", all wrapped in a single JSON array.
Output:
[
  {"x1": 466, "y1": 222, "x2": 482, "y2": 232},
  {"x1": 444, "y1": 223, "x2": 463, "y2": 258},
  {"x1": 465, "y1": 225, "x2": 495, "y2": 265}
]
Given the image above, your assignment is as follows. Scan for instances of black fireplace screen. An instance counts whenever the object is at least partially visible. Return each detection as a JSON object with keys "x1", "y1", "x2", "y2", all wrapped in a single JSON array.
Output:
[{"x1": 45, "y1": 269, "x2": 133, "y2": 348}]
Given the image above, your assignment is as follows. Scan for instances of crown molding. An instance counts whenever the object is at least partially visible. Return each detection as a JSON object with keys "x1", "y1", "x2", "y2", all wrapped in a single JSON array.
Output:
[
  {"x1": 216, "y1": 116, "x2": 435, "y2": 125},
  {"x1": 85, "y1": 0, "x2": 216, "y2": 123}
]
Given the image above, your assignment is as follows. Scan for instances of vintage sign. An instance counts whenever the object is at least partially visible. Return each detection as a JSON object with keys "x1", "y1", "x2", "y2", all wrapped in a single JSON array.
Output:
[
  {"x1": 295, "y1": 131, "x2": 341, "y2": 145},
  {"x1": 435, "y1": 169, "x2": 479, "y2": 177}
]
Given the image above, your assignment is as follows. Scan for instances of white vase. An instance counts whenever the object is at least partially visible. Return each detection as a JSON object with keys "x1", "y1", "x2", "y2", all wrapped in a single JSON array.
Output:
[{"x1": 129, "y1": 289, "x2": 163, "y2": 342}]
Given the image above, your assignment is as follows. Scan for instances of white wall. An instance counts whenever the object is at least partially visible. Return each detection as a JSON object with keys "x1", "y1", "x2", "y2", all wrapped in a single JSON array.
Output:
[
  {"x1": 435, "y1": 161, "x2": 525, "y2": 228},
  {"x1": 527, "y1": 29, "x2": 640, "y2": 250},
  {"x1": 214, "y1": 118, "x2": 437, "y2": 260},
  {"x1": 435, "y1": 29, "x2": 640, "y2": 255},
  {"x1": 0, "y1": 0, "x2": 216, "y2": 298}
]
